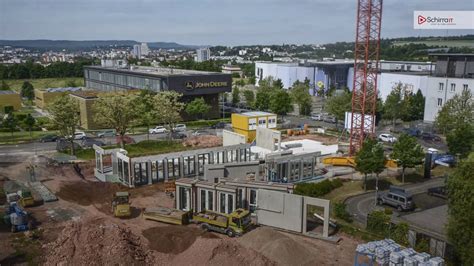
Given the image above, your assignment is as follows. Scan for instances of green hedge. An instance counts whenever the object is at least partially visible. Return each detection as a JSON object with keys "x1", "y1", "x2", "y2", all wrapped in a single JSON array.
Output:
[
  {"x1": 334, "y1": 202, "x2": 353, "y2": 223},
  {"x1": 184, "y1": 118, "x2": 230, "y2": 128},
  {"x1": 367, "y1": 210, "x2": 409, "y2": 246},
  {"x1": 294, "y1": 179, "x2": 343, "y2": 198}
]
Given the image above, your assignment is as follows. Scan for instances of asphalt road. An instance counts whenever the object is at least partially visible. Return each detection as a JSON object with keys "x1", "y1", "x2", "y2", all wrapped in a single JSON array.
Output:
[
  {"x1": 0, "y1": 128, "x2": 223, "y2": 157},
  {"x1": 345, "y1": 177, "x2": 446, "y2": 225}
]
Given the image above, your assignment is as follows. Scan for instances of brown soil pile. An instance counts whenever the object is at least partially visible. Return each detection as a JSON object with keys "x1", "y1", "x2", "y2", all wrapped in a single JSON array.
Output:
[
  {"x1": 172, "y1": 238, "x2": 275, "y2": 266},
  {"x1": 56, "y1": 181, "x2": 163, "y2": 214},
  {"x1": 239, "y1": 227, "x2": 316, "y2": 266},
  {"x1": 143, "y1": 225, "x2": 218, "y2": 254},
  {"x1": 183, "y1": 135, "x2": 222, "y2": 148},
  {"x1": 43, "y1": 217, "x2": 155, "y2": 265}
]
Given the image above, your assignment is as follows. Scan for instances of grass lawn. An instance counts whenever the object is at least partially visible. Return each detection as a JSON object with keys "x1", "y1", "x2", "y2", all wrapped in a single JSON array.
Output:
[
  {"x1": 0, "y1": 131, "x2": 58, "y2": 144},
  {"x1": 4, "y1": 77, "x2": 84, "y2": 92},
  {"x1": 393, "y1": 39, "x2": 474, "y2": 48},
  {"x1": 75, "y1": 140, "x2": 193, "y2": 160}
]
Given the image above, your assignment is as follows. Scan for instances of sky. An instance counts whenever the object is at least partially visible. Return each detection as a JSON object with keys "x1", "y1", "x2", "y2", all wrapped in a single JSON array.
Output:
[{"x1": 0, "y1": 0, "x2": 472, "y2": 46}]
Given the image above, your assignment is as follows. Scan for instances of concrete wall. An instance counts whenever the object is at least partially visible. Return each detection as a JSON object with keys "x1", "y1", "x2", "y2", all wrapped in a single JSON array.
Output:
[
  {"x1": 256, "y1": 127, "x2": 281, "y2": 151},
  {"x1": 34, "y1": 90, "x2": 65, "y2": 109},
  {"x1": 256, "y1": 190, "x2": 304, "y2": 232},
  {"x1": 223, "y1": 130, "x2": 246, "y2": 146},
  {"x1": 0, "y1": 92, "x2": 21, "y2": 112},
  {"x1": 203, "y1": 161, "x2": 260, "y2": 181},
  {"x1": 377, "y1": 73, "x2": 429, "y2": 101}
]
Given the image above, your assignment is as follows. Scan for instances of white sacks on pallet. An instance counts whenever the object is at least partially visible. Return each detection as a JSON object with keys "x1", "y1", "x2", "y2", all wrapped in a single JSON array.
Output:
[
  {"x1": 390, "y1": 251, "x2": 404, "y2": 264},
  {"x1": 400, "y1": 248, "x2": 417, "y2": 258},
  {"x1": 404, "y1": 256, "x2": 419, "y2": 266},
  {"x1": 428, "y1": 257, "x2": 445, "y2": 266},
  {"x1": 413, "y1": 252, "x2": 431, "y2": 263}
]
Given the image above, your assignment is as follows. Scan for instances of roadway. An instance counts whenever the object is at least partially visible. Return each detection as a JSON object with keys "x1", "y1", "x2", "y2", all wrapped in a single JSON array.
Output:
[{"x1": 345, "y1": 177, "x2": 446, "y2": 225}]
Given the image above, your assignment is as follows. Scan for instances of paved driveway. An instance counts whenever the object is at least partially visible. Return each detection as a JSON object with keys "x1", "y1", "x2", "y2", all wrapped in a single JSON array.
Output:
[{"x1": 345, "y1": 177, "x2": 446, "y2": 226}]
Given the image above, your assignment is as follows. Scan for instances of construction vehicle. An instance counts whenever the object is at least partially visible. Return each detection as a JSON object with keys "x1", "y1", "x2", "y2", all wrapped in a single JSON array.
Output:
[
  {"x1": 143, "y1": 207, "x2": 191, "y2": 225},
  {"x1": 112, "y1": 192, "x2": 131, "y2": 217},
  {"x1": 322, "y1": 156, "x2": 398, "y2": 168},
  {"x1": 4, "y1": 202, "x2": 32, "y2": 233},
  {"x1": 18, "y1": 190, "x2": 35, "y2": 207},
  {"x1": 193, "y1": 208, "x2": 251, "y2": 237}
]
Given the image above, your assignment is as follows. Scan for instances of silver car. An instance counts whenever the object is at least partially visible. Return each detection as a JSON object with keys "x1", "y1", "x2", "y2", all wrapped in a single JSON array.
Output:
[{"x1": 377, "y1": 187, "x2": 415, "y2": 211}]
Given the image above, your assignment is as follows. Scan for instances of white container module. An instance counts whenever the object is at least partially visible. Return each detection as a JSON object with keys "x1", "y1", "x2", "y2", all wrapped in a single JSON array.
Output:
[
  {"x1": 404, "y1": 256, "x2": 419, "y2": 266},
  {"x1": 428, "y1": 257, "x2": 445, "y2": 266}
]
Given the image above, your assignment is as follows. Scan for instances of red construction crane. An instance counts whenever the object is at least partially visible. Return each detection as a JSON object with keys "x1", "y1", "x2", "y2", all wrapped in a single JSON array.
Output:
[{"x1": 349, "y1": 0, "x2": 383, "y2": 155}]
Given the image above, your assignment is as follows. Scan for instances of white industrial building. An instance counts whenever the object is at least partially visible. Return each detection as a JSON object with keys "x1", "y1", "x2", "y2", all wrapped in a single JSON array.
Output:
[{"x1": 140, "y1": 42, "x2": 150, "y2": 56}]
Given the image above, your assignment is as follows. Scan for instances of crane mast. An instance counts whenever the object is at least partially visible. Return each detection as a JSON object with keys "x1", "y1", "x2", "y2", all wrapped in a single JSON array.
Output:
[{"x1": 349, "y1": 0, "x2": 383, "y2": 155}]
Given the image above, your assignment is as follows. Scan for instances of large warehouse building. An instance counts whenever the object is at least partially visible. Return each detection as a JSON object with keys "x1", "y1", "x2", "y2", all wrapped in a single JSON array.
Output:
[{"x1": 83, "y1": 63, "x2": 232, "y2": 119}]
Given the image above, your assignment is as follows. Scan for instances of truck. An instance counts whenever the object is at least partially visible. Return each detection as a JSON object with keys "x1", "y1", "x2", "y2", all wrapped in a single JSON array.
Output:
[
  {"x1": 192, "y1": 208, "x2": 251, "y2": 237},
  {"x1": 143, "y1": 207, "x2": 190, "y2": 225},
  {"x1": 6, "y1": 190, "x2": 35, "y2": 208},
  {"x1": 112, "y1": 192, "x2": 131, "y2": 217},
  {"x1": 4, "y1": 202, "x2": 32, "y2": 233}
]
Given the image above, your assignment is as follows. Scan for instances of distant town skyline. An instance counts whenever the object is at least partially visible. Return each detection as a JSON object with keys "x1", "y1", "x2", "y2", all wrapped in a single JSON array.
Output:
[{"x1": 0, "y1": 0, "x2": 472, "y2": 46}]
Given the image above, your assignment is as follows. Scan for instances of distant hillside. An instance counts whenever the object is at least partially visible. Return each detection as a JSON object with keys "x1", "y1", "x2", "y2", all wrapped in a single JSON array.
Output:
[{"x1": 0, "y1": 40, "x2": 201, "y2": 51}]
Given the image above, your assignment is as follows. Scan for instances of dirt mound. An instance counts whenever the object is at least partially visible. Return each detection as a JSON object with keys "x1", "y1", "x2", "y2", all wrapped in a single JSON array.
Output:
[
  {"x1": 239, "y1": 227, "x2": 316, "y2": 265},
  {"x1": 43, "y1": 217, "x2": 155, "y2": 265},
  {"x1": 143, "y1": 225, "x2": 218, "y2": 254},
  {"x1": 183, "y1": 135, "x2": 222, "y2": 148},
  {"x1": 56, "y1": 181, "x2": 163, "y2": 214},
  {"x1": 172, "y1": 238, "x2": 275, "y2": 266}
]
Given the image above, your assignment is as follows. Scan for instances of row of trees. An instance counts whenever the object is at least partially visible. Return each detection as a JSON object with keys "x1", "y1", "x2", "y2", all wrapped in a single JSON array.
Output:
[{"x1": 0, "y1": 58, "x2": 98, "y2": 80}]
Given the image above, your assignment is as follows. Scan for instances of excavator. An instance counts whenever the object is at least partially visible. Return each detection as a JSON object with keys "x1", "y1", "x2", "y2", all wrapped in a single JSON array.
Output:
[{"x1": 112, "y1": 192, "x2": 131, "y2": 218}]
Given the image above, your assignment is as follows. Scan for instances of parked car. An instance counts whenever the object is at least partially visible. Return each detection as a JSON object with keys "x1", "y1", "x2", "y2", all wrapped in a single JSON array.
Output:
[
  {"x1": 427, "y1": 186, "x2": 447, "y2": 199},
  {"x1": 211, "y1": 122, "x2": 228, "y2": 129},
  {"x1": 149, "y1": 126, "x2": 168, "y2": 134},
  {"x1": 433, "y1": 154, "x2": 456, "y2": 167},
  {"x1": 402, "y1": 128, "x2": 421, "y2": 137},
  {"x1": 39, "y1": 134, "x2": 58, "y2": 143},
  {"x1": 377, "y1": 186, "x2": 415, "y2": 211},
  {"x1": 171, "y1": 131, "x2": 187, "y2": 139},
  {"x1": 323, "y1": 115, "x2": 336, "y2": 123},
  {"x1": 81, "y1": 137, "x2": 105, "y2": 148},
  {"x1": 378, "y1": 133, "x2": 397, "y2": 143},
  {"x1": 420, "y1": 132, "x2": 441, "y2": 142},
  {"x1": 116, "y1": 135, "x2": 135, "y2": 144},
  {"x1": 311, "y1": 113, "x2": 323, "y2": 121},
  {"x1": 97, "y1": 129, "x2": 116, "y2": 138},
  {"x1": 192, "y1": 130, "x2": 211, "y2": 136},
  {"x1": 56, "y1": 139, "x2": 82, "y2": 153},
  {"x1": 173, "y1": 124, "x2": 187, "y2": 132},
  {"x1": 69, "y1": 131, "x2": 86, "y2": 140}
]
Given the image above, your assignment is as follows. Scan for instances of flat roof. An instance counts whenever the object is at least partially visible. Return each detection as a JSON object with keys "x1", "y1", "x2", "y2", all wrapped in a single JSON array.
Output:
[
  {"x1": 0, "y1": 90, "x2": 18, "y2": 95},
  {"x1": 395, "y1": 205, "x2": 448, "y2": 241},
  {"x1": 239, "y1": 111, "x2": 275, "y2": 117},
  {"x1": 85, "y1": 65, "x2": 228, "y2": 78}
]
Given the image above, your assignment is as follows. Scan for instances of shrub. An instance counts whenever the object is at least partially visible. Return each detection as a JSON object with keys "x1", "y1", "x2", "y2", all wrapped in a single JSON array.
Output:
[
  {"x1": 294, "y1": 179, "x2": 343, "y2": 198},
  {"x1": 334, "y1": 202, "x2": 353, "y2": 222},
  {"x1": 384, "y1": 208, "x2": 393, "y2": 215}
]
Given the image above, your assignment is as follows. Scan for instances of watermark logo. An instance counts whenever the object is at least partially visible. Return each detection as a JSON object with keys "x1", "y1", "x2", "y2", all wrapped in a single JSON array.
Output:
[
  {"x1": 414, "y1": 11, "x2": 473, "y2": 29},
  {"x1": 417, "y1": 15, "x2": 427, "y2": 25}
]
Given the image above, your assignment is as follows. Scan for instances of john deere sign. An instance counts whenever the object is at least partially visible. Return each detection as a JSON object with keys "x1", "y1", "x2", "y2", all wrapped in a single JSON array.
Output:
[{"x1": 185, "y1": 81, "x2": 229, "y2": 90}]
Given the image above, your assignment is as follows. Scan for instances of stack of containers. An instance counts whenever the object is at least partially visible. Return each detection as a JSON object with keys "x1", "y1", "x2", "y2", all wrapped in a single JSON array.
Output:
[
  {"x1": 389, "y1": 252, "x2": 404, "y2": 266},
  {"x1": 428, "y1": 257, "x2": 445, "y2": 266}
]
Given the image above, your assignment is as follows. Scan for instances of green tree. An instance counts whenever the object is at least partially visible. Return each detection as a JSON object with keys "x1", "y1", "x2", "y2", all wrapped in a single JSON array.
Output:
[
  {"x1": 446, "y1": 152, "x2": 474, "y2": 265},
  {"x1": 290, "y1": 82, "x2": 313, "y2": 116},
  {"x1": 242, "y1": 90, "x2": 255, "y2": 108},
  {"x1": 355, "y1": 139, "x2": 386, "y2": 191},
  {"x1": 0, "y1": 80, "x2": 10, "y2": 90},
  {"x1": 24, "y1": 114, "x2": 36, "y2": 139},
  {"x1": 20, "y1": 81, "x2": 35, "y2": 100},
  {"x1": 232, "y1": 87, "x2": 240, "y2": 106},
  {"x1": 435, "y1": 90, "x2": 474, "y2": 134},
  {"x1": 270, "y1": 90, "x2": 293, "y2": 117},
  {"x1": 3, "y1": 113, "x2": 17, "y2": 139},
  {"x1": 255, "y1": 90, "x2": 271, "y2": 111},
  {"x1": 154, "y1": 91, "x2": 185, "y2": 136},
  {"x1": 185, "y1": 97, "x2": 210, "y2": 120},
  {"x1": 325, "y1": 90, "x2": 352, "y2": 128},
  {"x1": 134, "y1": 89, "x2": 157, "y2": 141},
  {"x1": 273, "y1": 79, "x2": 284, "y2": 90},
  {"x1": 48, "y1": 95, "x2": 80, "y2": 155},
  {"x1": 392, "y1": 134, "x2": 425, "y2": 183},
  {"x1": 410, "y1": 89, "x2": 425, "y2": 121},
  {"x1": 383, "y1": 85, "x2": 402, "y2": 129},
  {"x1": 447, "y1": 124, "x2": 474, "y2": 159},
  {"x1": 93, "y1": 94, "x2": 138, "y2": 148}
]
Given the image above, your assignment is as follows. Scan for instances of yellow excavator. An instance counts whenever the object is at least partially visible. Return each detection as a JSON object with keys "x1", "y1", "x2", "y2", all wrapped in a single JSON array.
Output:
[
  {"x1": 322, "y1": 156, "x2": 398, "y2": 168},
  {"x1": 112, "y1": 192, "x2": 131, "y2": 218}
]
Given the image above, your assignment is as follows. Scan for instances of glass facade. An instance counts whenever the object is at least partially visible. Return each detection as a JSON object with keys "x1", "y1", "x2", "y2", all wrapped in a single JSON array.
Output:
[{"x1": 85, "y1": 69, "x2": 163, "y2": 92}]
